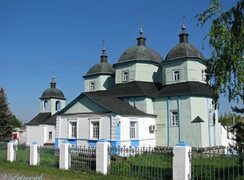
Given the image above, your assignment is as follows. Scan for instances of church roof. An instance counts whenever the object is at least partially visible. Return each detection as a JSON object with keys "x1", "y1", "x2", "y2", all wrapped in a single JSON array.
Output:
[
  {"x1": 157, "y1": 81, "x2": 213, "y2": 97},
  {"x1": 57, "y1": 92, "x2": 153, "y2": 116},
  {"x1": 85, "y1": 92, "x2": 153, "y2": 116},
  {"x1": 26, "y1": 112, "x2": 57, "y2": 126},
  {"x1": 40, "y1": 77, "x2": 66, "y2": 100},
  {"x1": 165, "y1": 25, "x2": 204, "y2": 61},
  {"x1": 84, "y1": 48, "x2": 115, "y2": 77},
  {"x1": 117, "y1": 29, "x2": 163, "y2": 65},
  {"x1": 25, "y1": 112, "x2": 52, "y2": 126},
  {"x1": 57, "y1": 81, "x2": 212, "y2": 117}
]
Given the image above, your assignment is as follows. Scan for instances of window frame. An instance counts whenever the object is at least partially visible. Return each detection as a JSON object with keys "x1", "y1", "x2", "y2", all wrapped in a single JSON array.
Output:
[
  {"x1": 89, "y1": 81, "x2": 96, "y2": 91},
  {"x1": 130, "y1": 121, "x2": 137, "y2": 139},
  {"x1": 201, "y1": 69, "x2": 206, "y2": 81},
  {"x1": 69, "y1": 121, "x2": 77, "y2": 138},
  {"x1": 122, "y1": 70, "x2": 129, "y2": 82},
  {"x1": 170, "y1": 110, "x2": 179, "y2": 127},
  {"x1": 55, "y1": 101, "x2": 61, "y2": 111},
  {"x1": 89, "y1": 119, "x2": 100, "y2": 140},
  {"x1": 172, "y1": 70, "x2": 180, "y2": 81},
  {"x1": 44, "y1": 100, "x2": 48, "y2": 111},
  {"x1": 48, "y1": 131, "x2": 52, "y2": 140}
]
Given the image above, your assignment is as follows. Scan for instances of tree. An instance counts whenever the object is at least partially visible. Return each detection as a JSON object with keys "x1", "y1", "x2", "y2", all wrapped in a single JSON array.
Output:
[
  {"x1": 0, "y1": 88, "x2": 13, "y2": 141},
  {"x1": 197, "y1": 0, "x2": 244, "y2": 107},
  {"x1": 8, "y1": 114, "x2": 22, "y2": 128}
]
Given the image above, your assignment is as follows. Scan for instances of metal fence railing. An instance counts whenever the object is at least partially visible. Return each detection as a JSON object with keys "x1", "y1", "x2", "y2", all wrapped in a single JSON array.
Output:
[
  {"x1": 108, "y1": 146, "x2": 173, "y2": 180},
  {"x1": 68, "y1": 146, "x2": 96, "y2": 171},
  {"x1": 0, "y1": 142, "x2": 8, "y2": 162},
  {"x1": 190, "y1": 146, "x2": 244, "y2": 180},
  {"x1": 38, "y1": 145, "x2": 58, "y2": 168},
  {"x1": 15, "y1": 143, "x2": 30, "y2": 165}
]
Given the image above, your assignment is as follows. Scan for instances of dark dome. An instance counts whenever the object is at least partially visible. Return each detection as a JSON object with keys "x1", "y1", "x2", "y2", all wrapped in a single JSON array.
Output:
[
  {"x1": 166, "y1": 25, "x2": 204, "y2": 61},
  {"x1": 166, "y1": 42, "x2": 204, "y2": 61},
  {"x1": 118, "y1": 30, "x2": 163, "y2": 64},
  {"x1": 118, "y1": 46, "x2": 163, "y2": 64},
  {"x1": 86, "y1": 62, "x2": 115, "y2": 76},
  {"x1": 40, "y1": 78, "x2": 65, "y2": 100},
  {"x1": 84, "y1": 48, "x2": 115, "y2": 77}
]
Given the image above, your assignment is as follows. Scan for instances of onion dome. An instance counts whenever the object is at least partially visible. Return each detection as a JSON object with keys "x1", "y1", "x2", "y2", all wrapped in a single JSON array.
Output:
[
  {"x1": 117, "y1": 29, "x2": 163, "y2": 64},
  {"x1": 165, "y1": 24, "x2": 204, "y2": 61},
  {"x1": 40, "y1": 77, "x2": 66, "y2": 100},
  {"x1": 84, "y1": 48, "x2": 115, "y2": 77}
]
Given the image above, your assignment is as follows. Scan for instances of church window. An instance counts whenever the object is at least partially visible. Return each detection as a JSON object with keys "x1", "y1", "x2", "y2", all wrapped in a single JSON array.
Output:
[
  {"x1": 201, "y1": 69, "x2": 206, "y2": 81},
  {"x1": 130, "y1": 121, "x2": 137, "y2": 139},
  {"x1": 91, "y1": 121, "x2": 99, "y2": 139},
  {"x1": 49, "y1": 132, "x2": 52, "y2": 140},
  {"x1": 44, "y1": 100, "x2": 48, "y2": 111},
  {"x1": 89, "y1": 81, "x2": 96, "y2": 91},
  {"x1": 122, "y1": 71, "x2": 129, "y2": 82},
  {"x1": 55, "y1": 101, "x2": 61, "y2": 111},
  {"x1": 173, "y1": 70, "x2": 180, "y2": 81},
  {"x1": 70, "y1": 122, "x2": 77, "y2": 138},
  {"x1": 209, "y1": 110, "x2": 215, "y2": 126},
  {"x1": 171, "y1": 110, "x2": 179, "y2": 126}
]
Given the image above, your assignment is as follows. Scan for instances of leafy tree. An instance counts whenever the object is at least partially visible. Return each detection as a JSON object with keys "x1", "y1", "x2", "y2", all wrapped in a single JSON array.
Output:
[
  {"x1": 0, "y1": 88, "x2": 13, "y2": 141},
  {"x1": 197, "y1": 0, "x2": 244, "y2": 105},
  {"x1": 8, "y1": 114, "x2": 22, "y2": 128}
]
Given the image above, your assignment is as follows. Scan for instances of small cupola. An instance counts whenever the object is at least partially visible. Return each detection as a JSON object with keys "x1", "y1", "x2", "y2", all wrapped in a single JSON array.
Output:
[
  {"x1": 165, "y1": 21, "x2": 204, "y2": 61},
  {"x1": 40, "y1": 77, "x2": 66, "y2": 100},
  {"x1": 117, "y1": 28, "x2": 163, "y2": 64},
  {"x1": 83, "y1": 47, "x2": 115, "y2": 92}
]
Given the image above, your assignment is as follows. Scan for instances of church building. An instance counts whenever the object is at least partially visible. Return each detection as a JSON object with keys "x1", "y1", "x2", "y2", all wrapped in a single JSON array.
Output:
[
  {"x1": 25, "y1": 77, "x2": 66, "y2": 145},
  {"x1": 55, "y1": 25, "x2": 224, "y2": 148}
]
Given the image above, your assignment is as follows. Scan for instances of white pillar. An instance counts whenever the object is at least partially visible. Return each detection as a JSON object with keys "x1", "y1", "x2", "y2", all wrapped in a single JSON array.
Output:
[
  {"x1": 29, "y1": 142, "x2": 39, "y2": 166},
  {"x1": 173, "y1": 141, "x2": 192, "y2": 180},
  {"x1": 7, "y1": 141, "x2": 15, "y2": 162},
  {"x1": 59, "y1": 141, "x2": 70, "y2": 170},
  {"x1": 96, "y1": 140, "x2": 110, "y2": 175}
]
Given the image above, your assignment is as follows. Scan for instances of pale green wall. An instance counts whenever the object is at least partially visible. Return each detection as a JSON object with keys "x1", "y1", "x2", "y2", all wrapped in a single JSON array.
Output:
[
  {"x1": 123, "y1": 97, "x2": 154, "y2": 114},
  {"x1": 135, "y1": 63, "x2": 159, "y2": 82},
  {"x1": 115, "y1": 63, "x2": 136, "y2": 84},
  {"x1": 64, "y1": 96, "x2": 108, "y2": 114},
  {"x1": 84, "y1": 75, "x2": 114, "y2": 92},
  {"x1": 153, "y1": 97, "x2": 168, "y2": 146},
  {"x1": 115, "y1": 62, "x2": 159, "y2": 84},
  {"x1": 162, "y1": 60, "x2": 206, "y2": 85},
  {"x1": 186, "y1": 61, "x2": 206, "y2": 82}
]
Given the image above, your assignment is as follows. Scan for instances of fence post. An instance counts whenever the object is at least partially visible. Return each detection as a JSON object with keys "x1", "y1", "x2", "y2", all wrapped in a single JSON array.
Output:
[
  {"x1": 96, "y1": 139, "x2": 110, "y2": 175},
  {"x1": 29, "y1": 142, "x2": 39, "y2": 166},
  {"x1": 59, "y1": 141, "x2": 70, "y2": 170},
  {"x1": 173, "y1": 141, "x2": 191, "y2": 180},
  {"x1": 7, "y1": 141, "x2": 16, "y2": 162}
]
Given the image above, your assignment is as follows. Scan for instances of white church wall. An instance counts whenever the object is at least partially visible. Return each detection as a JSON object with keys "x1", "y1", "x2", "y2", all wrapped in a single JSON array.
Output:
[{"x1": 26, "y1": 126, "x2": 45, "y2": 145}]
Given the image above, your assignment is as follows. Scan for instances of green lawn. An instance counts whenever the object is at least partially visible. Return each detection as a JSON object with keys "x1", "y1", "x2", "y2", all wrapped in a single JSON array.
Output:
[{"x1": 0, "y1": 146, "x2": 135, "y2": 180}]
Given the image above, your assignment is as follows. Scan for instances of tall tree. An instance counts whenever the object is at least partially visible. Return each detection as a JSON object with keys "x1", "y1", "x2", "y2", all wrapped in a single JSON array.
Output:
[
  {"x1": 197, "y1": 0, "x2": 244, "y2": 152},
  {"x1": 197, "y1": 0, "x2": 244, "y2": 107},
  {"x1": 0, "y1": 88, "x2": 13, "y2": 141}
]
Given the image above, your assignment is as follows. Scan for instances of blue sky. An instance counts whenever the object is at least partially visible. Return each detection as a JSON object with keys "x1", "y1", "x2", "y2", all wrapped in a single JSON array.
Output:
[{"x1": 0, "y1": 0, "x2": 235, "y2": 123}]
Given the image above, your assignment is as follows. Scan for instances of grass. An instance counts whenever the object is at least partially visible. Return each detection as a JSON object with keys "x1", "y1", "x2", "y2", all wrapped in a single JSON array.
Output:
[{"x1": 0, "y1": 146, "x2": 135, "y2": 180}]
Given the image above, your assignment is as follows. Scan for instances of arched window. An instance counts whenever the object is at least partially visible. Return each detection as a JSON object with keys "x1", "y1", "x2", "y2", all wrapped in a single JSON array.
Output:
[
  {"x1": 56, "y1": 101, "x2": 61, "y2": 111},
  {"x1": 44, "y1": 100, "x2": 48, "y2": 111}
]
